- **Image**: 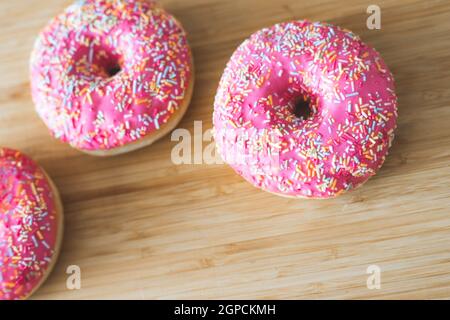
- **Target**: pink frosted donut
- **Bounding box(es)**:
[30,0,194,156]
[213,21,398,198]
[0,148,63,300]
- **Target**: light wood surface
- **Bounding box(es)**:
[0,0,449,300]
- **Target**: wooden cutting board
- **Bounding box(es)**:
[0,0,449,299]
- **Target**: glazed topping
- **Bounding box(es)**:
[31,0,192,151]
[214,21,398,198]
[0,148,59,300]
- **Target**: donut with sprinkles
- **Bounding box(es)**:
[213,21,398,198]
[0,148,63,300]
[30,0,194,156]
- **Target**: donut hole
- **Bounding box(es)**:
[105,62,122,77]
[69,39,124,80]
[293,96,313,120]
[100,51,123,79]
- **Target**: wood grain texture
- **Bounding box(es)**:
[0,0,449,299]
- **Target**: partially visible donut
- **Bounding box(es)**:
[213,21,398,198]
[0,148,63,300]
[30,0,194,156]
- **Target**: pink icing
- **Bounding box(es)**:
[0,148,60,300]
[213,21,398,198]
[30,0,192,151]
